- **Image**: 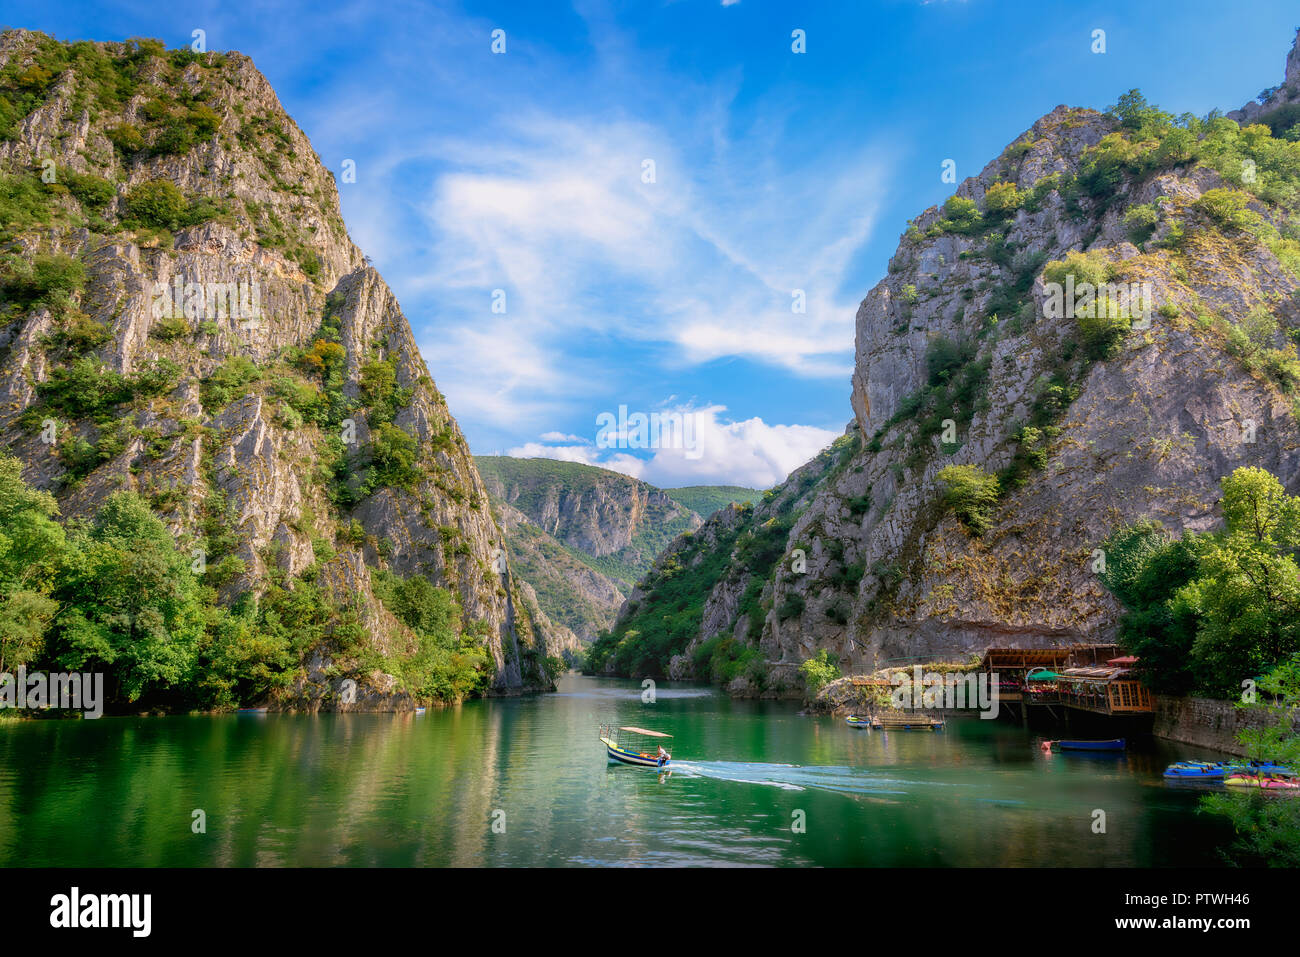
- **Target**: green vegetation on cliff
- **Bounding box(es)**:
[936,465,1000,536]
[587,510,746,678]
[0,453,494,711]
[493,518,619,640]
[798,650,841,694]
[0,31,543,706]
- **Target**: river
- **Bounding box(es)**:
[0,673,1237,866]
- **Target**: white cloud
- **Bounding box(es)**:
[508,405,839,489]
[539,431,588,443]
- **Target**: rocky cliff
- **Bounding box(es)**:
[0,31,563,706]
[596,29,1300,696]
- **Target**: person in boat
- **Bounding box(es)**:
[657,745,669,767]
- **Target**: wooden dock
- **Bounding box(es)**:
[871,711,945,731]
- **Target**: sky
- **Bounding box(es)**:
[4,0,1298,488]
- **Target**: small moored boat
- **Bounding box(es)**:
[1045,738,1126,752]
[598,724,672,768]
[845,715,871,728]
[1224,773,1300,790]
[1163,760,1293,779]
[1163,762,1227,779]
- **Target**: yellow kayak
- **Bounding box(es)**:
[1224,774,1300,790]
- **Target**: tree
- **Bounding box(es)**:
[983,182,1022,217]
[194,595,297,710]
[1100,468,1300,698]
[941,195,981,234]
[1220,466,1299,547]
[925,336,975,386]
[799,649,841,695]
[0,454,67,672]
[1175,469,1300,695]
[1201,656,1300,867]
[123,178,188,229]
[937,464,1000,536]
[385,574,459,636]
[1,252,84,306]
[1106,89,1174,137]
[51,492,206,702]
[369,421,421,488]
[1077,293,1131,360]
[1098,520,1201,693]
[1194,188,1263,234]
[359,359,398,419]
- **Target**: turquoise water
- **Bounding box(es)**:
[0,674,1237,866]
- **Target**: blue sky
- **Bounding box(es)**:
[5,0,1299,487]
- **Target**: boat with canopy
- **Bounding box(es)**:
[598,724,673,768]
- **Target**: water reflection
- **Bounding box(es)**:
[0,674,1238,867]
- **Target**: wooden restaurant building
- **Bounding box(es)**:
[979,645,1155,724]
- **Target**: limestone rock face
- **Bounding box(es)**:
[0,31,558,705]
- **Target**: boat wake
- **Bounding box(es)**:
[668,761,924,796]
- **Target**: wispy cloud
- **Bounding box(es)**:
[405,111,886,449]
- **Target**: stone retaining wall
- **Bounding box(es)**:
[1153,695,1295,756]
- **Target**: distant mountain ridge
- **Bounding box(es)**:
[663,485,763,518]
[474,455,758,641]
